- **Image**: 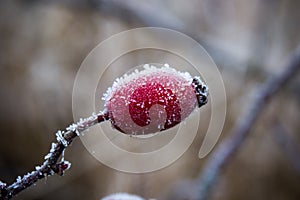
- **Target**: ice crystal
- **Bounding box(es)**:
[56,130,68,147]
[102,64,193,104]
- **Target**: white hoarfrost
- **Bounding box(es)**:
[56,130,68,147]
[102,64,193,104]
[0,180,6,188]
[68,112,99,135]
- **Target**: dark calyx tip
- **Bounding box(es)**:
[192,77,209,107]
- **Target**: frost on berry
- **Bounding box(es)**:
[103,64,205,135]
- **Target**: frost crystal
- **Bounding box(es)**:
[0,181,6,190]
[56,130,68,147]
[44,152,52,160]
[16,176,22,183]
[50,143,56,153]
[66,123,77,132]
[102,63,193,104]
[23,171,35,180]
[75,112,99,135]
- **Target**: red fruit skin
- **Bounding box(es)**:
[105,68,197,135]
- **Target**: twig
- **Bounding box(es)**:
[0,111,109,200]
[197,44,300,200]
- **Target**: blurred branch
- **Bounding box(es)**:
[273,123,300,176]
[0,112,109,200]
[96,0,251,73]
[197,44,300,200]
[26,0,271,75]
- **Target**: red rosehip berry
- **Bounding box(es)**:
[102,64,208,135]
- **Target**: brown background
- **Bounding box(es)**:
[0,0,300,199]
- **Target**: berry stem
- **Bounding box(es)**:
[0,111,109,200]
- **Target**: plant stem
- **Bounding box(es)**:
[0,111,109,200]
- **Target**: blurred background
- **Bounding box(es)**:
[0,0,300,199]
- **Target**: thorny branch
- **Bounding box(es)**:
[0,111,109,200]
[197,44,300,200]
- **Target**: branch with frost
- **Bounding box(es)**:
[197,44,300,200]
[0,111,109,200]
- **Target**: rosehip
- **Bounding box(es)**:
[102,64,208,135]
